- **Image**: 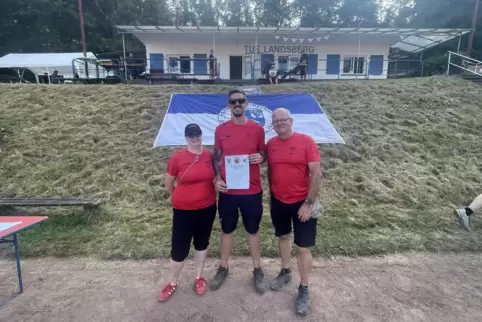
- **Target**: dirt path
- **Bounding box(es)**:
[0,253,481,322]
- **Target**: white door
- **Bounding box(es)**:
[243,55,254,80]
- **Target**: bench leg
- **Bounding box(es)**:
[13,233,23,293]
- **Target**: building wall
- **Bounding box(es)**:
[141,35,392,80]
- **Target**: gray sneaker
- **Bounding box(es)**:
[454,208,472,232]
[209,266,229,291]
[253,268,266,294]
[270,269,292,291]
[296,285,310,315]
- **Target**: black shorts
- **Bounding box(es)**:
[171,204,217,262]
[270,194,317,248]
[218,192,263,235]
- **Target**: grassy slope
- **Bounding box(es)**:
[1,76,481,259]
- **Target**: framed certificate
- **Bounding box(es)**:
[225,155,250,189]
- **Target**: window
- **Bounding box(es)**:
[289,57,300,71]
[244,56,252,77]
[167,55,192,74]
[276,56,303,73]
[343,56,366,74]
[179,56,191,74]
[278,56,289,72]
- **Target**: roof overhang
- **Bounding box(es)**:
[116,26,471,56]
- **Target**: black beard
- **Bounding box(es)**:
[232,107,243,116]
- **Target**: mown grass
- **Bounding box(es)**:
[1,76,482,259]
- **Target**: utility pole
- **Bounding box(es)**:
[78,0,87,57]
[467,0,480,57]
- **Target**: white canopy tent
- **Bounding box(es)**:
[0,52,109,83]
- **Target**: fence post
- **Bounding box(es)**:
[420,51,424,77]
[446,52,451,76]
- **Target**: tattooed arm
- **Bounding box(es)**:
[213,147,222,180]
[213,127,227,192]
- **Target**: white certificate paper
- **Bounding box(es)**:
[225,154,250,189]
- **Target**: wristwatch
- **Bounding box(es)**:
[305,198,314,205]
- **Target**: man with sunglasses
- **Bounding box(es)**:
[210,89,267,294]
[266,108,322,315]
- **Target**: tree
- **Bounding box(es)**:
[1,0,481,59]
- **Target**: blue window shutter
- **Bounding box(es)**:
[193,53,207,74]
[149,53,164,71]
[368,55,384,75]
[261,54,275,73]
[326,54,340,75]
[307,54,318,74]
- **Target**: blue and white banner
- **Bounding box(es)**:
[154,93,345,147]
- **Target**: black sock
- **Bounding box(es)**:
[299,284,308,289]
[282,268,291,274]
[466,207,474,216]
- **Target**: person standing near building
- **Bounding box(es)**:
[159,123,217,302]
[209,49,216,79]
[209,89,267,294]
[454,194,482,231]
[299,50,308,81]
[266,108,322,315]
[267,60,279,85]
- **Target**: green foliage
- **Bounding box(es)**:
[422,55,449,76]
[0,1,481,78]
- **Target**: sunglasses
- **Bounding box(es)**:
[229,98,246,105]
[187,133,201,139]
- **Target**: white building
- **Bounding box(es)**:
[115,26,470,81]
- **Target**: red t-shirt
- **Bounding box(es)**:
[214,120,265,195]
[166,148,216,210]
[267,132,321,204]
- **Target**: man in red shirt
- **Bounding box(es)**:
[266,107,322,315]
[209,89,267,294]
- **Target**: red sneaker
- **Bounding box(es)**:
[195,277,207,295]
[159,283,177,302]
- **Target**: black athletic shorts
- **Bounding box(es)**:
[218,192,263,235]
[170,203,217,262]
[270,194,317,248]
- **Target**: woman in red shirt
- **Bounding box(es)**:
[159,123,217,302]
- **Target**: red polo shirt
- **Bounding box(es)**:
[267,132,321,204]
[214,120,265,195]
[166,148,216,210]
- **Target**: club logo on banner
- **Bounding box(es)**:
[153,93,345,147]
[218,103,273,133]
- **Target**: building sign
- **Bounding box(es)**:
[244,45,315,54]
